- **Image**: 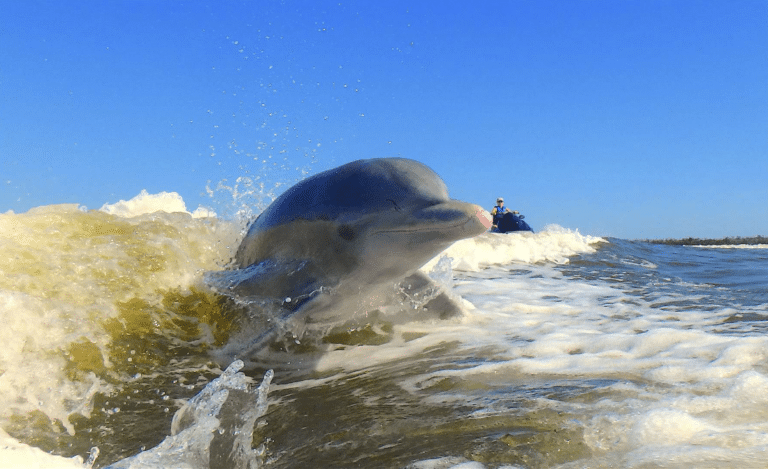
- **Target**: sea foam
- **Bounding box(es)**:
[423,225,605,273]
[99,189,216,219]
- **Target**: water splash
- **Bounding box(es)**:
[108,360,274,469]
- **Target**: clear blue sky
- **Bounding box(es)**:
[2,0,767,239]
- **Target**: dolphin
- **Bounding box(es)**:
[214,158,487,355]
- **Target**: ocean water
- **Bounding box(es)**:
[1,192,767,468]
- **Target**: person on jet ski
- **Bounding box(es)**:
[491,198,518,229]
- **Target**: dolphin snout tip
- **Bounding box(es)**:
[472,206,493,231]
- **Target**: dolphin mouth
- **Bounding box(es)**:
[377,216,473,233]
[374,201,487,237]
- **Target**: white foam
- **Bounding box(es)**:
[423,225,605,273]
[693,244,768,249]
[0,202,241,461]
[99,190,216,219]
[579,368,768,467]
[631,409,716,446]
[0,291,112,435]
[309,255,768,466]
[0,429,90,468]
[407,457,520,469]
[4,194,767,467]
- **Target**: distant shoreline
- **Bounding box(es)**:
[645,235,768,246]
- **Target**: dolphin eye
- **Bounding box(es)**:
[337,225,355,241]
[387,199,401,212]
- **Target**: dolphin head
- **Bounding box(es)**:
[234,158,486,296]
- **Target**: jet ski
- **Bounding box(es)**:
[493,211,533,233]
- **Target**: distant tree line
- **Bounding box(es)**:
[646,235,768,246]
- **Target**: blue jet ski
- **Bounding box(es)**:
[494,211,533,233]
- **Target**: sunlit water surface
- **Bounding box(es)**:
[1,195,767,468]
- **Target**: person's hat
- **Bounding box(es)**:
[497,197,504,202]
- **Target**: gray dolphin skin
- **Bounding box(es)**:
[224,158,487,354]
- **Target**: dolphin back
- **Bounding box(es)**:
[235,158,450,267]
[258,158,448,229]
